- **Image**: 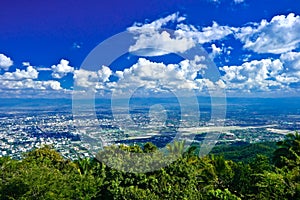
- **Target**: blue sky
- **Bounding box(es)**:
[1,0,300,98]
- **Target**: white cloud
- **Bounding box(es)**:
[36,67,52,71]
[72,56,225,96]
[128,13,235,56]
[73,65,112,90]
[51,59,74,79]
[0,61,63,93]
[216,79,226,88]
[197,22,236,43]
[1,63,38,80]
[219,58,298,93]
[5,13,300,97]
[74,69,99,89]
[128,13,194,56]
[0,54,13,70]
[113,57,210,96]
[22,62,30,66]
[280,52,300,70]
[129,12,300,57]
[97,65,112,82]
[128,13,183,34]
[236,13,300,54]
[210,44,222,59]
[0,79,62,90]
[41,80,62,90]
[129,30,195,56]
[211,44,222,54]
[279,52,300,80]
[234,0,244,4]
[72,42,82,49]
[175,22,236,44]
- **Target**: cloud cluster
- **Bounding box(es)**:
[129,12,300,57]
[125,12,300,96]
[115,58,198,92]
[0,79,62,90]
[176,22,236,44]
[72,56,220,97]
[220,59,284,92]
[73,65,112,90]
[110,56,224,96]
[51,59,74,79]
[128,13,235,56]
[128,13,195,56]
[236,13,300,54]
[0,54,13,70]
[279,52,300,82]
[3,12,300,97]
[129,30,195,56]
[1,62,38,80]
[0,61,62,92]
[220,55,300,94]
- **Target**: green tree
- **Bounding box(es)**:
[273,132,300,167]
[0,146,98,199]
[143,142,158,153]
[166,140,186,155]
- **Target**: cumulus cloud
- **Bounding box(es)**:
[128,13,195,56]
[280,52,300,70]
[129,12,300,57]
[40,80,62,90]
[112,57,212,96]
[5,12,300,97]
[129,30,195,56]
[72,55,226,97]
[51,59,74,79]
[210,43,222,59]
[97,65,112,82]
[0,54,13,70]
[1,62,38,80]
[0,79,62,90]
[236,13,300,54]
[74,65,112,90]
[128,13,235,56]
[219,58,300,93]
[0,61,63,93]
[279,52,300,80]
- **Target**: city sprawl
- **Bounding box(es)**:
[1,97,300,159]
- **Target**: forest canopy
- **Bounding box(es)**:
[0,132,300,200]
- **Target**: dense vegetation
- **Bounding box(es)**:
[209,141,278,163]
[1,132,300,199]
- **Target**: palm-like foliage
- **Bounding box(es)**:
[166,140,186,156]
[3,137,300,199]
[273,131,300,167]
[76,157,95,176]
